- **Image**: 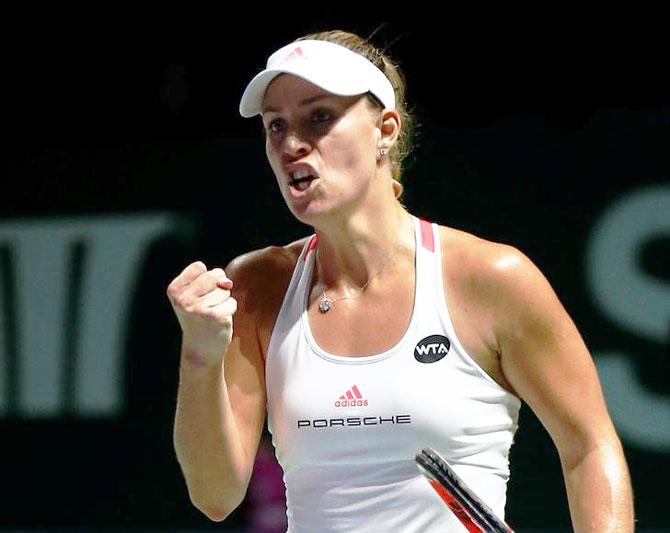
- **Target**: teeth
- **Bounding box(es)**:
[291,168,314,181]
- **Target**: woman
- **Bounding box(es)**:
[167,30,634,531]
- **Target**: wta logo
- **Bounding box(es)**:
[335,385,368,407]
[414,335,451,363]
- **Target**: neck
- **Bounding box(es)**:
[314,198,414,291]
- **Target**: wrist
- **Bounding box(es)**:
[180,341,226,370]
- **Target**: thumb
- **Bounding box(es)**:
[216,277,233,290]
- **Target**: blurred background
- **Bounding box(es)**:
[2,8,669,532]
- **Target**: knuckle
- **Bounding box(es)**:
[190,261,207,274]
[183,302,198,314]
[173,293,188,307]
[209,267,225,277]
[167,280,181,295]
[167,291,178,306]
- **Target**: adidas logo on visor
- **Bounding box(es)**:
[279,46,306,64]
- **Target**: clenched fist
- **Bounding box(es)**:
[166,261,238,367]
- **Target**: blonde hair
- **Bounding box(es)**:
[297,30,417,198]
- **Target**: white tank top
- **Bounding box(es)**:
[265,217,521,532]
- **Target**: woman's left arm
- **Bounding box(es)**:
[487,246,634,532]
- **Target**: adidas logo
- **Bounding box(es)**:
[279,46,306,64]
[334,385,368,407]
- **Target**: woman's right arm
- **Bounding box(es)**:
[167,257,267,522]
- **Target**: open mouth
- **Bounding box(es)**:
[289,169,318,192]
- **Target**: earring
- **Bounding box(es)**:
[378,147,388,157]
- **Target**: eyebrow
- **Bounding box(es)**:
[262,94,334,114]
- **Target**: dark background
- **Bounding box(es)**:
[2,9,669,532]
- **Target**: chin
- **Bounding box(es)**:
[287,206,321,227]
[285,200,332,227]
[283,190,356,227]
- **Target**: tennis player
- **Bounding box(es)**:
[167,30,634,531]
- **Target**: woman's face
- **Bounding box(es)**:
[261,74,382,223]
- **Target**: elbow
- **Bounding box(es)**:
[197,505,232,523]
[188,485,246,523]
[197,506,227,523]
[173,443,252,522]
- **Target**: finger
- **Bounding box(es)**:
[198,287,232,308]
[187,268,229,298]
[169,261,208,292]
[211,296,238,318]
[217,277,234,289]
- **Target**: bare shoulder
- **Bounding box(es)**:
[433,225,557,391]
[224,236,311,353]
[225,237,308,287]
[436,224,552,305]
[435,224,571,386]
[437,224,529,272]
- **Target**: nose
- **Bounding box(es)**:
[283,129,311,160]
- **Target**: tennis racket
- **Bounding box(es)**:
[415,448,514,533]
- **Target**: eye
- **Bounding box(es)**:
[266,119,285,134]
[312,109,332,123]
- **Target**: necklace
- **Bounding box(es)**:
[316,247,396,313]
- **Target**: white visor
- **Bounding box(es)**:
[239,39,396,118]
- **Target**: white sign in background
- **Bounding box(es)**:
[0,213,184,417]
[587,184,670,452]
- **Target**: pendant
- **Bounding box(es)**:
[319,296,334,313]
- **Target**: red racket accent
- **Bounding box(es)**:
[428,480,483,533]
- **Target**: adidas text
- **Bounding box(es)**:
[334,399,368,407]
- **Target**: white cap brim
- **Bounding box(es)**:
[239,40,395,118]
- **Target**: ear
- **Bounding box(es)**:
[377,109,402,152]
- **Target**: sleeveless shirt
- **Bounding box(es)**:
[265,217,521,532]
